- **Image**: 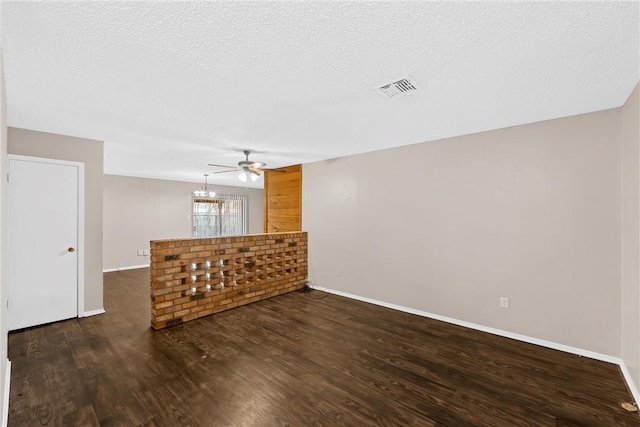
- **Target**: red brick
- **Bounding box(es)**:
[150,233,308,329]
[174,309,191,317]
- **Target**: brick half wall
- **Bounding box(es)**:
[150,232,308,329]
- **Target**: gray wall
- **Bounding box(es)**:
[304,108,623,356]
[103,174,264,270]
[7,127,104,313]
[621,82,640,387]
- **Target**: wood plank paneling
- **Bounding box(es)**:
[267,173,301,185]
[264,164,301,233]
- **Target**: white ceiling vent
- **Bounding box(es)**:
[376,77,419,99]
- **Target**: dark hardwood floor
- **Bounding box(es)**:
[8,268,640,426]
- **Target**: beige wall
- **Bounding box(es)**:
[103,174,264,270]
[0,50,9,420]
[7,127,104,313]
[621,82,640,387]
[303,109,622,356]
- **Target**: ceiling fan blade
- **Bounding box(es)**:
[208,163,237,169]
[248,161,266,169]
[209,169,239,175]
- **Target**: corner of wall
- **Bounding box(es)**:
[620,81,640,398]
[0,48,10,426]
[7,128,104,314]
[1,360,9,427]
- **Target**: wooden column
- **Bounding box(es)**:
[264,164,301,233]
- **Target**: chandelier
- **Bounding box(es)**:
[193,174,217,198]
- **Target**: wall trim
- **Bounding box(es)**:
[2,359,10,427]
[103,264,149,273]
[619,361,640,405]
[310,284,640,404]
[82,308,105,317]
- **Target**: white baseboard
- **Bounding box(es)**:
[310,284,640,404]
[103,263,149,273]
[619,361,640,405]
[82,308,105,317]
[2,359,10,427]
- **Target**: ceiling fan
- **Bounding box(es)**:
[208,150,286,182]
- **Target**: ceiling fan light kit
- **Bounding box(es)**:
[238,168,260,183]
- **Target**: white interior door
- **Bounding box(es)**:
[7,156,81,330]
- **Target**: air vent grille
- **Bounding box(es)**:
[376,77,419,99]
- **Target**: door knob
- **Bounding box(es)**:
[68,247,75,253]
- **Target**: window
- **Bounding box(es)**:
[192,194,247,238]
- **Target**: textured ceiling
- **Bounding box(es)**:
[1,1,638,188]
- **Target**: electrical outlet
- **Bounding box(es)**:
[500,297,509,308]
[137,250,144,256]
[143,249,149,256]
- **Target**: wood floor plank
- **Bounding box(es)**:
[7,267,640,426]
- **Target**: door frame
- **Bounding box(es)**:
[7,154,85,318]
